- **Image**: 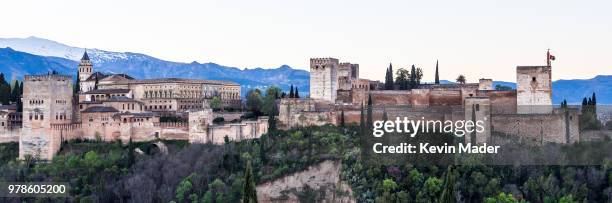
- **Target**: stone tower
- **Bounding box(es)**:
[464,96,491,144]
[19,74,73,160]
[310,58,339,102]
[78,51,93,92]
[516,66,552,114]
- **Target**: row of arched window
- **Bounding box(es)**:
[29,100,44,105]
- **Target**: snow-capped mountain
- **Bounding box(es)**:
[0,36,310,96]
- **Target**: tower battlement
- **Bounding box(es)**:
[310,58,339,69]
[25,74,72,82]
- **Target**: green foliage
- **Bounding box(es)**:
[495,84,512,91]
[242,161,258,203]
[0,73,11,105]
[456,75,466,84]
[213,117,225,124]
[385,63,394,90]
[210,96,222,111]
[261,86,281,116]
[484,192,523,203]
[176,173,195,202]
[246,89,263,115]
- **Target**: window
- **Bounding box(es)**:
[532,77,536,82]
[476,104,480,111]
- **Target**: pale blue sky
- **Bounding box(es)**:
[1,0,611,82]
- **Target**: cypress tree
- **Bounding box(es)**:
[295,87,299,98]
[268,113,277,132]
[435,60,440,85]
[385,63,394,90]
[242,161,258,203]
[409,65,417,89]
[592,92,597,112]
[367,94,373,129]
[359,103,365,136]
[439,166,456,203]
[13,80,20,102]
[588,98,592,106]
[582,97,588,106]
[289,85,294,98]
[340,109,345,127]
[0,73,10,105]
[382,108,388,122]
[74,71,81,94]
[94,75,99,90]
[127,138,135,166]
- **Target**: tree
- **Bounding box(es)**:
[382,108,388,122]
[176,173,195,202]
[414,67,423,87]
[0,73,10,105]
[17,82,23,112]
[495,84,512,91]
[262,86,281,116]
[359,103,365,135]
[385,63,394,90]
[395,68,409,90]
[242,161,258,203]
[11,80,19,103]
[94,74,99,90]
[289,85,294,98]
[74,71,80,94]
[268,113,277,132]
[210,96,222,111]
[435,60,440,84]
[410,65,417,88]
[295,87,300,98]
[456,75,466,84]
[367,94,373,129]
[340,110,345,127]
[246,89,263,114]
[439,166,456,203]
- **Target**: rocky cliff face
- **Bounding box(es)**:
[256,160,354,203]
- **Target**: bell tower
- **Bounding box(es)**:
[78,50,93,92]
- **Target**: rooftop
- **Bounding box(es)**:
[83,89,131,94]
[106,96,141,103]
[82,106,119,113]
[111,78,239,86]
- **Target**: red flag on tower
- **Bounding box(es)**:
[546,49,555,66]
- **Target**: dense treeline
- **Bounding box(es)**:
[0,73,23,111]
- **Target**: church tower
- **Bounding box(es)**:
[78,50,93,92]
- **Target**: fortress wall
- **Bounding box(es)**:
[410,89,431,105]
[478,90,517,114]
[190,115,268,144]
[213,112,243,122]
[352,90,412,105]
[490,109,579,143]
[428,90,462,106]
[336,90,352,104]
[287,111,337,128]
[0,129,20,143]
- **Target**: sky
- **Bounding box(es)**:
[1,0,611,82]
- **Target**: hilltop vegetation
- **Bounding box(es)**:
[1,125,612,202]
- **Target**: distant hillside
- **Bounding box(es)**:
[0,47,77,81]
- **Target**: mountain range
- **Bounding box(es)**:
[0,36,610,104]
[0,37,309,96]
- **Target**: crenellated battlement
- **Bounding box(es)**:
[310,58,339,69]
[50,123,82,131]
[25,74,72,82]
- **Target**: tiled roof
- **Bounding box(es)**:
[82,106,119,113]
[83,89,131,94]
